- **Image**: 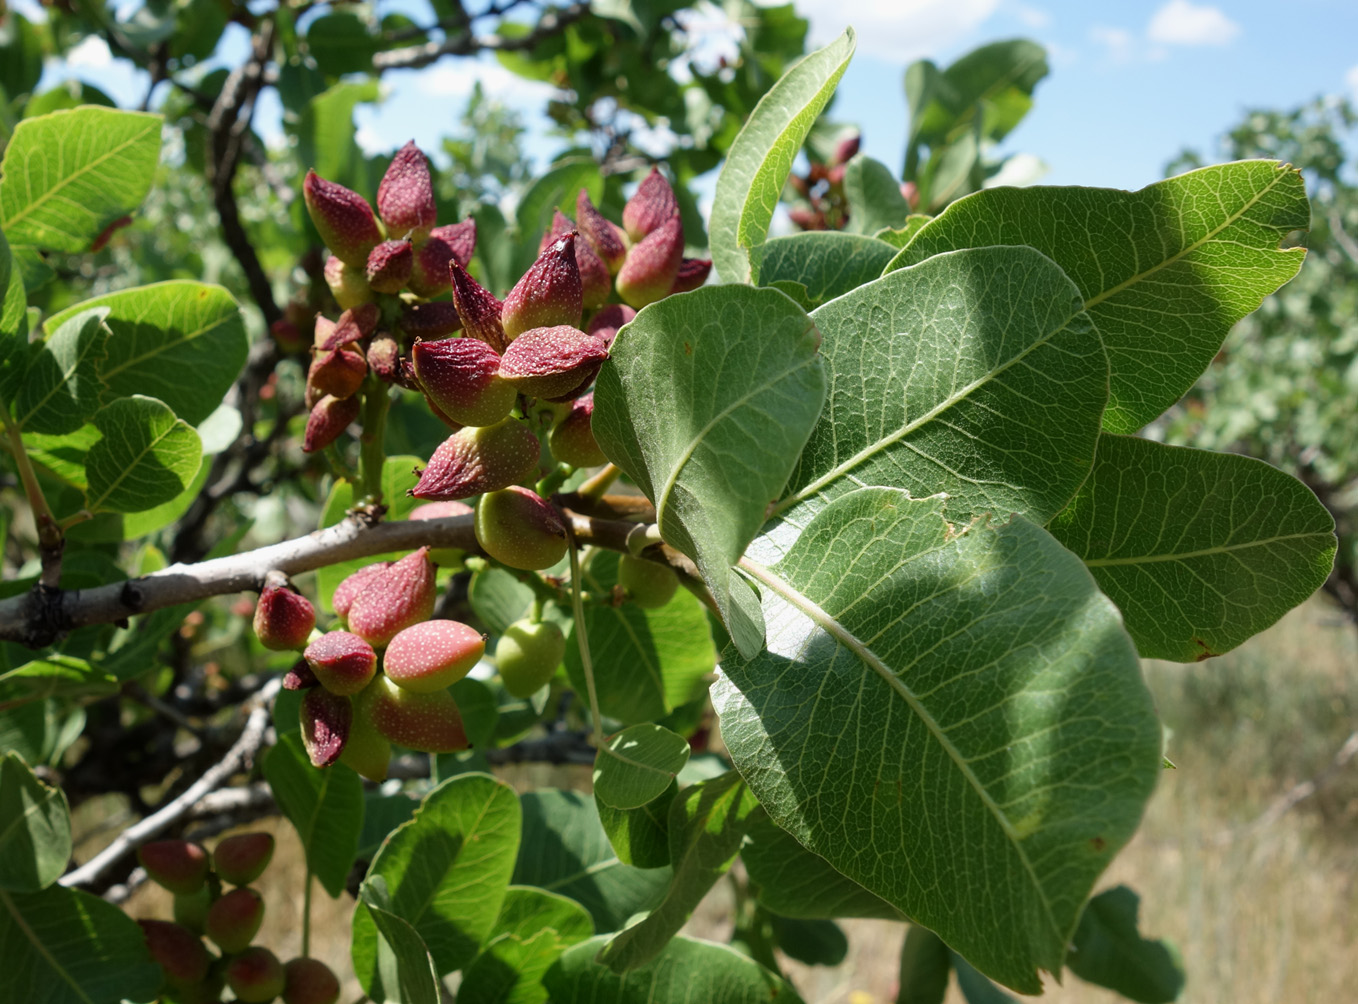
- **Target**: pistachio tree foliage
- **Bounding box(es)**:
[0,3,1338,1002]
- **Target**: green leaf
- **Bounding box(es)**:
[0,229,26,407]
[352,774,520,979]
[885,161,1310,432]
[298,80,381,195]
[513,790,671,933]
[0,107,160,254]
[564,550,715,723]
[593,285,826,658]
[0,655,117,706]
[0,884,162,1003]
[764,245,1105,558]
[876,214,932,249]
[544,935,804,1003]
[897,925,951,1004]
[307,12,377,76]
[767,915,847,967]
[358,882,443,1004]
[36,281,249,426]
[756,231,897,308]
[262,732,364,898]
[742,812,900,920]
[1067,886,1184,1003]
[469,567,536,636]
[1047,435,1337,661]
[843,155,911,235]
[382,454,424,521]
[12,307,108,434]
[710,28,856,284]
[952,953,1018,1003]
[598,771,758,971]
[84,395,202,514]
[593,724,691,810]
[0,753,71,891]
[713,488,1161,993]
[596,783,674,869]
[459,887,594,1004]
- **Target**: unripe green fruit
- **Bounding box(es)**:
[226,947,287,1003]
[475,487,569,571]
[341,678,394,781]
[368,675,470,753]
[173,886,211,933]
[619,555,680,609]
[495,619,566,698]
[205,887,265,954]
[213,832,275,886]
[282,956,342,1004]
[138,839,209,896]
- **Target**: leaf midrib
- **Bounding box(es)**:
[0,887,94,1004]
[86,415,184,513]
[737,555,1062,945]
[1082,529,1332,567]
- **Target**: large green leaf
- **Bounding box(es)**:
[710,28,856,284]
[459,887,594,1004]
[0,227,25,406]
[0,884,161,1003]
[1066,886,1184,1003]
[0,107,160,254]
[0,753,70,891]
[593,724,691,811]
[1047,435,1336,661]
[512,790,671,933]
[544,935,804,1003]
[358,881,443,1004]
[12,307,108,434]
[742,812,900,920]
[843,155,911,235]
[307,12,377,76]
[352,774,520,979]
[84,395,203,514]
[596,783,674,869]
[593,285,826,658]
[37,281,248,426]
[885,161,1309,432]
[898,926,951,1004]
[262,732,364,898]
[0,655,117,706]
[598,771,759,972]
[762,245,1106,560]
[755,231,898,308]
[298,80,380,193]
[564,551,714,723]
[713,488,1161,992]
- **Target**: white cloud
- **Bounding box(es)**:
[354,124,385,157]
[66,36,113,69]
[414,60,557,104]
[1011,4,1051,29]
[1147,0,1240,47]
[784,0,1001,61]
[1089,25,1135,63]
[1346,64,1358,102]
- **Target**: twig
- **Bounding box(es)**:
[60,678,281,890]
[372,3,588,71]
[1212,728,1358,844]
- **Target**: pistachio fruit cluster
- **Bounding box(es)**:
[134,834,339,1004]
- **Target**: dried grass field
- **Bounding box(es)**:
[108,597,1357,1003]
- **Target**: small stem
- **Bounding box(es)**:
[1,407,63,586]
[359,379,392,506]
[302,868,313,957]
[576,463,620,502]
[566,537,604,747]
[58,510,93,532]
[535,463,571,498]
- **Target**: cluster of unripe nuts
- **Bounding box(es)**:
[784,132,919,231]
[135,833,339,1004]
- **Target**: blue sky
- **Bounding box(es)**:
[18,0,1358,196]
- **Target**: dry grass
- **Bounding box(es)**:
[118,598,1356,1003]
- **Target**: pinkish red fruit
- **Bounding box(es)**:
[577,189,628,274]
[412,337,517,428]
[409,219,478,297]
[323,255,374,310]
[206,887,265,954]
[671,257,712,294]
[502,233,582,340]
[401,300,463,338]
[253,583,316,651]
[283,957,341,1004]
[226,946,286,1004]
[137,840,209,895]
[213,833,276,886]
[376,141,437,241]
[303,394,361,453]
[475,487,569,571]
[410,419,541,501]
[307,346,367,399]
[617,214,683,308]
[139,919,210,987]
[622,167,679,242]
[367,333,402,383]
[366,239,414,293]
[300,687,353,767]
[542,210,612,309]
[450,259,507,352]
[341,679,393,781]
[304,170,383,268]
[271,319,305,354]
[368,675,470,753]
[282,657,320,691]
[316,304,380,351]
[303,630,378,695]
[384,620,485,693]
[585,304,636,351]
[833,133,861,165]
[333,562,392,624]
[345,548,438,648]
[498,325,608,400]
[549,393,607,467]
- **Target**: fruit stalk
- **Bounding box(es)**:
[359,375,391,506]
